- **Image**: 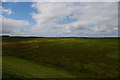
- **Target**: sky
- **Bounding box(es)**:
[0,1,119,37]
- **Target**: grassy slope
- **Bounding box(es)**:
[2,56,76,78]
[2,37,119,78]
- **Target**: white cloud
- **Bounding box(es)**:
[1,2,118,37]
[29,2,118,37]
[1,16,31,35]
[1,0,119,2]
[0,6,13,15]
[2,9,13,15]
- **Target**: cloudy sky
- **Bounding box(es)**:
[0,1,118,37]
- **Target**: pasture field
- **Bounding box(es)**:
[2,37,119,78]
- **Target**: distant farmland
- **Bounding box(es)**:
[2,37,119,78]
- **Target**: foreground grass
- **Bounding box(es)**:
[2,37,119,78]
[2,56,76,78]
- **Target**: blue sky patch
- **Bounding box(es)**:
[57,13,78,24]
[88,24,96,28]
[2,2,36,24]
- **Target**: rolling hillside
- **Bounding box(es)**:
[3,56,75,78]
[2,37,119,78]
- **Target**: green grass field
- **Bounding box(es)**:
[2,37,119,78]
[3,56,75,78]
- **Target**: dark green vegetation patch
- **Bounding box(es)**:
[2,37,119,78]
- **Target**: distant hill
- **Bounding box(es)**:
[1,35,119,39]
[1,35,10,37]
